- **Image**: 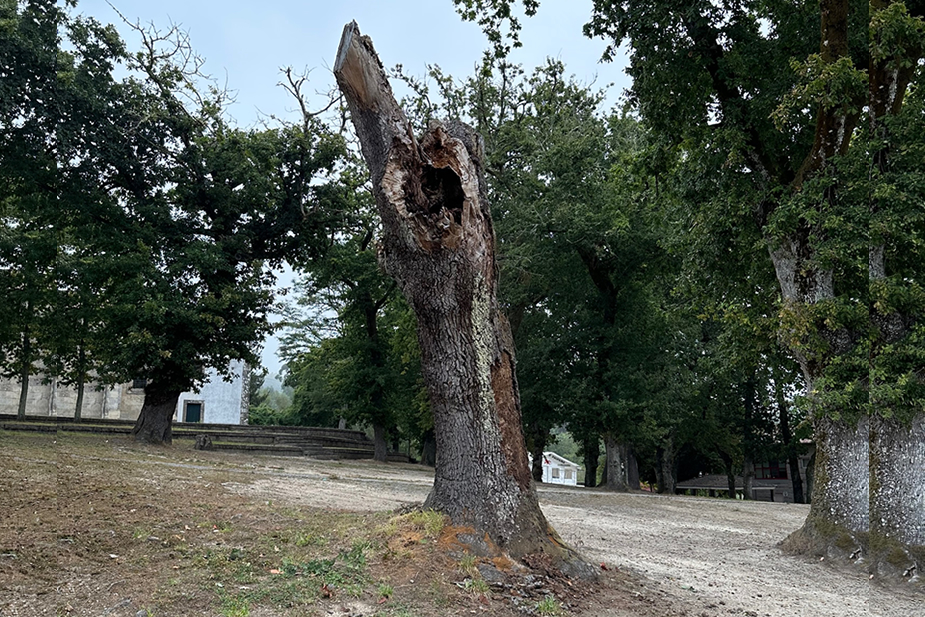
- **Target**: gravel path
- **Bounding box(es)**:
[228,457,922,617]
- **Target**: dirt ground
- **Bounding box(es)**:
[1,431,921,617]
[229,455,922,617]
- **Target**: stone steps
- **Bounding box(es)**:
[0,414,410,462]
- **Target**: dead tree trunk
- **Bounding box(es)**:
[334,22,588,573]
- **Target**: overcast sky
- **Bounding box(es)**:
[74,0,630,378]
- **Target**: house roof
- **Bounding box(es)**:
[542,452,581,469]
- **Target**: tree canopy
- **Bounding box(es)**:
[0,0,348,440]
[450,0,925,573]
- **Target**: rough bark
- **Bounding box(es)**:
[782,416,869,559]
[656,436,676,494]
[372,422,388,463]
[603,434,628,491]
[773,1,868,562]
[333,22,589,574]
[865,1,925,577]
[626,445,640,490]
[869,415,925,576]
[74,376,85,422]
[131,383,180,444]
[742,456,754,501]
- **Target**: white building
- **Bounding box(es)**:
[174,361,250,425]
[0,361,249,425]
[528,451,582,486]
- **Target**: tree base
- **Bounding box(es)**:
[435,518,598,581]
[869,534,925,584]
[780,516,867,562]
[131,387,180,445]
[780,516,924,585]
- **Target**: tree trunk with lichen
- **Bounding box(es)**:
[772,252,872,555]
[773,0,869,563]
[870,416,925,576]
[772,240,871,559]
[782,2,925,578]
[864,0,925,577]
[333,22,589,574]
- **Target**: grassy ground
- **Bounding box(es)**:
[0,430,665,617]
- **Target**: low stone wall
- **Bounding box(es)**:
[0,414,410,462]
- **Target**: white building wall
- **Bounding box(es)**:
[175,360,247,425]
[2,362,247,425]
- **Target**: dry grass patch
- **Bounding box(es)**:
[0,430,685,617]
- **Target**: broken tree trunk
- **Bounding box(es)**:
[333,22,588,573]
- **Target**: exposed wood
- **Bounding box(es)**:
[333,22,589,574]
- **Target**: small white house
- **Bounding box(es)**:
[528,451,582,486]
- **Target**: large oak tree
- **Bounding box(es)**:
[1,2,346,442]
[453,0,925,575]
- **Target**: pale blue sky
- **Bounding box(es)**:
[73,0,630,377]
[77,0,629,126]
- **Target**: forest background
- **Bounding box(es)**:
[2,0,923,570]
